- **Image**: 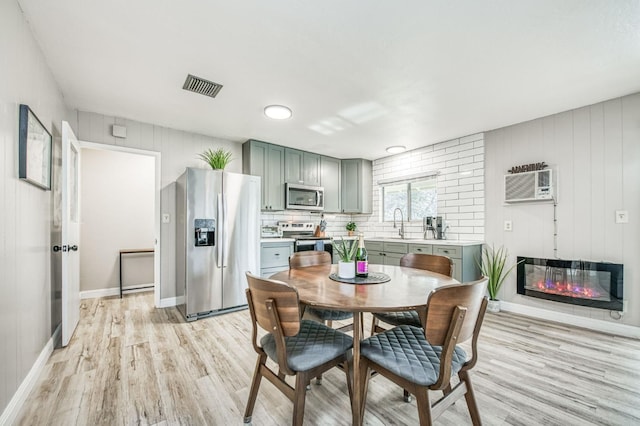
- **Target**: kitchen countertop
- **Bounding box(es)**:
[260,236,482,246]
[365,238,482,246]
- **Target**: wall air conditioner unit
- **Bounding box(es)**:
[504,169,553,203]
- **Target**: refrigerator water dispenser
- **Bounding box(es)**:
[194,218,215,247]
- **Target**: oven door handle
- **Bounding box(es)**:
[296,240,332,247]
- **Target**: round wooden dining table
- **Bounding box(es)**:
[271,263,459,426]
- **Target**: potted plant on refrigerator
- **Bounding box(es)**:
[198,148,233,170]
[478,245,523,313]
[346,221,357,236]
[333,237,358,279]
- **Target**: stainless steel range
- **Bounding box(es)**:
[278,221,336,263]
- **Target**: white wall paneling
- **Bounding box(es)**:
[485,93,640,328]
[0,0,74,420]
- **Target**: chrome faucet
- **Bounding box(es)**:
[393,208,405,239]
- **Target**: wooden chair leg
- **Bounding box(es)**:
[460,370,482,426]
[244,354,266,423]
[343,357,353,403]
[370,316,378,336]
[293,373,309,426]
[403,389,412,403]
[414,387,433,426]
[359,357,371,421]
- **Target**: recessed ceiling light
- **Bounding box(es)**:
[386,145,406,154]
[264,105,292,120]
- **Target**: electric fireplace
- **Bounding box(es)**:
[517,257,623,311]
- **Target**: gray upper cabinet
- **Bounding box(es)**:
[320,156,341,212]
[341,159,372,214]
[243,140,285,211]
[285,148,320,186]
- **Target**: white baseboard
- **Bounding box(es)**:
[500,301,640,339]
[81,286,181,309]
[80,283,154,300]
[0,325,60,426]
[158,295,184,308]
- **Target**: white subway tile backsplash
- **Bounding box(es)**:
[444,199,475,208]
[446,184,475,193]
[460,190,484,199]
[362,134,484,241]
[459,205,484,212]
[446,157,474,167]
[445,142,475,154]
[460,133,484,144]
[460,176,484,185]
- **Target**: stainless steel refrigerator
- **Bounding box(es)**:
[175,168,261,321]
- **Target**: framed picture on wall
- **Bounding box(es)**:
[19,104,52,190]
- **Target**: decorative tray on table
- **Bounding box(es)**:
[328,272,390,285]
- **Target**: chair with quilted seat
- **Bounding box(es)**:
[358,278,488,425]
[243,272,353,426]
[371,253,453,334]
[289,251,354,333]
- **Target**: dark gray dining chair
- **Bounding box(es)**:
[358,278,488,425]
[289,251,354,333]
[371,253,453,333]
[243,272,353,426]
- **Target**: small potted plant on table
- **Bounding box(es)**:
[334,237,358,279]
[346,221,357,237]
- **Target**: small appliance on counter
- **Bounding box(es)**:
[423,216,449,240]
[261,224,282,238]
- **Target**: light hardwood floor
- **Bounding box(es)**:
[16,292,640,425]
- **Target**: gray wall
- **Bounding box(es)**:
[76,111,243,300]
[0,0,74,417]
[485,93,640,327]
[80,148,155,292]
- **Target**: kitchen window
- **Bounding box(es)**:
[381,175,437,221]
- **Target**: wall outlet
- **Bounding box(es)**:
[162,213,170,224]
[615,210,628,224]
[504,220,513,231]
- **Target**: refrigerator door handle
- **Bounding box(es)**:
[222,192,228,268]
[216,193,223,268]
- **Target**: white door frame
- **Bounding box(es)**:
[80,141,162,307]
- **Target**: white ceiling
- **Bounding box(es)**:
[18,0,640,160]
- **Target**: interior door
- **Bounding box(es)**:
[60,121,81,346]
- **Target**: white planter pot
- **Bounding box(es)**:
[338,261,355,279]
[487,299,501,313]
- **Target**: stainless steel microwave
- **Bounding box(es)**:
[285,183,324,211]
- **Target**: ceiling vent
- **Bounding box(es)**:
[182,74,223,98]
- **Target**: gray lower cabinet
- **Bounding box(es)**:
[365,241,407,266]
[365,240,482,282]
[243,140,285,211]
[320,156,341,212]
[260,241,293,278]
[366,241,385,264]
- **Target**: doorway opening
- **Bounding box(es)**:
[79,142,161,306]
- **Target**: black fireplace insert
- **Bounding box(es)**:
[517,257,623,311]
